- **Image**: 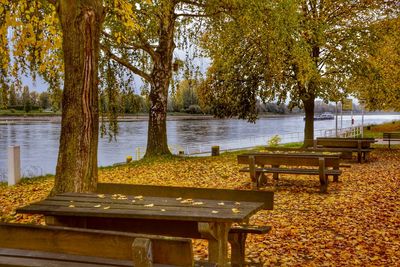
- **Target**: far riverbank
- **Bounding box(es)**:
[0,113,298,123]
[1,112,399,123]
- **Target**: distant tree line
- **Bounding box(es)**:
[0,83,62,112]
[0,80,364,115]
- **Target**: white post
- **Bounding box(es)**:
[340,102,343,130]
[361,101,365,138]
[335,102,338,137]
[8,146,21,186]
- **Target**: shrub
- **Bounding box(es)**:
[187,104,202,114]
[267,135,281,147]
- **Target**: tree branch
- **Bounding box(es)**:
[178,0,207,8]
[101,45,152,83]
[102,31,157,61]
[175,12,209,17]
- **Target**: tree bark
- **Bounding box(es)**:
[302,43,320,148]
[52,0,104,194]
[145,3,175,157]
[303,94,315,147]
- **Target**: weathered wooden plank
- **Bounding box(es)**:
[316,138,375,149]
[132,238,152,267]
[237,154,340,168]
[17,202,255,223]
[45,216,203,239]
[49,194,263,211]
[0,223,194,266]
[96,183,274,210]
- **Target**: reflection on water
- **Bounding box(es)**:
[0,114,399,180]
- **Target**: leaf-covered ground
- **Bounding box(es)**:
[1,148,399,266]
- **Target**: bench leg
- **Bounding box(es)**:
[199,222,231,267]
[333,174,339,183]
[357,151,362,163]
[319,176,328,193]
[272,165,279,180]
[319,158,328,193]
[251,182,258,190]
[363,152,368,162]
[228,232,247,267]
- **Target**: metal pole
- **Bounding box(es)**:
[340,102,343,131]
[335,102,338,137]
[361,102,365,137]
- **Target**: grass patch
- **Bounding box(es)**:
[363,120,400,138]
[0,110,60,116]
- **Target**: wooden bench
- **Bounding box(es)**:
[0,222,212,267]
[383,132,400,148]
[237,153,342,193]
[96,183,274,267]
[311,137,376,163]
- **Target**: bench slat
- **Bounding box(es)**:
[0,223,194,266]
[230,225,271,234]
[0,248,133,267]
[240,167,341,175]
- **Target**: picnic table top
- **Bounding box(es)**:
[17,192,265,223]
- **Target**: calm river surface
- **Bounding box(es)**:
[1,114,399,181]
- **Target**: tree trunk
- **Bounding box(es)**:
[303,95,315,147]
[52,0,104,194]
[302,44,320,148]
[145,3,175,157]
[145,65,171,156]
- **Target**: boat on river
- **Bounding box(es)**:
[304,112,335,121]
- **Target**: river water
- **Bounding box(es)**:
[0,114,399,181]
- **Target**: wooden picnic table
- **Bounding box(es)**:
[238,152,342,192]
[383,132,400,148]
[17,189,269,267]
[310,137,376,163]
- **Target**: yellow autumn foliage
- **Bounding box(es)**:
[1,147,399,265]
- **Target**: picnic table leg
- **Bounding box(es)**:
[319,158,328,193]
[249,156,259,189]
[229,232,247,267]
[199,222,231,267]
[357,141,363,163]
[272,165,279,180]
[259,165,268,186]
[333,162,339,182]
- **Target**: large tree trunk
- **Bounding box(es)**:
[303,95,315,147]
[302,44,320,148]
[52,0,104,194]
[145,3,175,157]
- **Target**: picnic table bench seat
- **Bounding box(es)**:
[383,132,400,148]
[237,153,342,192]
[0,222,214,267]
[311,137,376,163]
[239,166,342,176]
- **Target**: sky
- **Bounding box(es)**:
[21,75,47,93]
[20,52,211,94]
